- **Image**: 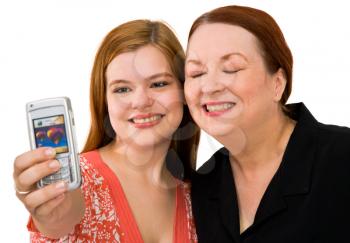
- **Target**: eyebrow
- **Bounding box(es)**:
[108,79,130,88]
[145,72,174,81]
[185,59,202,66]
[186,52,248,65]
[221,52,248,62]
[108,72,174,87]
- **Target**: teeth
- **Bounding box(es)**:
[133,115,162,124]
[206,103,234,112]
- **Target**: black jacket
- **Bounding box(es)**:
[191,103,350,243]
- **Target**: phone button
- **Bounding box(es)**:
[59,157,69,167]
[58,157,71,181]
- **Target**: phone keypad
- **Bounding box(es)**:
[41,157,71,185]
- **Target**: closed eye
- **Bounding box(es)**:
[190,73,206,78]
[150,81,169,88]
[223,69,241,74]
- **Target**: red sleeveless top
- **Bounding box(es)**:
[28,150,197,242]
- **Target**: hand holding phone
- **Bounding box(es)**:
[26,97,81,191]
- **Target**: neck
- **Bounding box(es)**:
[216,108,295,173]
[102,139,176,189]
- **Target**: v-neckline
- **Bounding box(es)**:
[92,150,181,243]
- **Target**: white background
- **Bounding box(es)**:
[1,0,349,241]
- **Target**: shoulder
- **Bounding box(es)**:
[176,181,198,242]
[288,102,350,159]
[78,151,97,176]
[317,122,350,141]
[80,150,99,164]
[316,122,350,156]
[311,123,350,196]
[177,181,192,202]
[78,150,106,189]
[313,123,350,181]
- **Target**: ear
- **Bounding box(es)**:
[272,68,287,102]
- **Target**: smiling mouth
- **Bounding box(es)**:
[204,102,235,113]
[129,114,163,124]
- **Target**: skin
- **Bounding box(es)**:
[185,23,296,233]
[13,45,184,242]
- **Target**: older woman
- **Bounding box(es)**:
[185,5,350,243]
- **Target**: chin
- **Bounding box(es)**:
[204,127,232,138]
[129,132,172,148]
[202,121,239,137]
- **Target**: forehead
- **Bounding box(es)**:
[187,23,261,62]
[106,45,171,82]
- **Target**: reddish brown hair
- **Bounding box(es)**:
[189,5,293,110]
[82,20,200,174]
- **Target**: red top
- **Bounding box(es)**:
[28,150,197,242]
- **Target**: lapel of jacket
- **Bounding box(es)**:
[205,147,241,242]
[252,103,319,229]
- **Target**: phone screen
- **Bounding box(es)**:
[33,115,69,154]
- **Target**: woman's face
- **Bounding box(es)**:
[185,23,284,138]
[105,45,184,148]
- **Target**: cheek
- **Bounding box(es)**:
[156,89,183,106]
[247,83,271,106]
[107,90,131,106]
[107,95,130,121]
[184,81,199,106]
[230,75,266,105]
[158,92,184,129]
[240,86,259,105]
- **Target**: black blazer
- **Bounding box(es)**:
[191,103,350,243]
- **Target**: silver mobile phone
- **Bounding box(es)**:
[26,97,81,191]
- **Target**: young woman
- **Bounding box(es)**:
[185,5,350,243]
[13,20,199,242]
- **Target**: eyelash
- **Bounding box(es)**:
[112,81,169,94]
[190,69,240,78]
[113,87,131,93]
[190,73,205,79]
[223,69,241,74]
[151,81,169,88]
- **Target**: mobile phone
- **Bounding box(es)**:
[26,97,81,191]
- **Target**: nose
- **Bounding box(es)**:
[200,71,225,94]
[131,87,154,110]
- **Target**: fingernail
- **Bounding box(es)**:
[45,148,56,156]
[48,160,60,169]
[56,181,66,190]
